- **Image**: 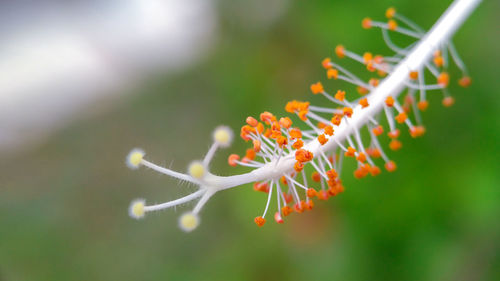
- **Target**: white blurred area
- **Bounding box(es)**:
[0,0,217,154]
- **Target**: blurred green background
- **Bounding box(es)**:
[1,0,499,280]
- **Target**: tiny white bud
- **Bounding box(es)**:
[179,212,199,232]
[213,126,233,148]
[126,148,145,170]
[188,161,205,179]
[128,199,146,219]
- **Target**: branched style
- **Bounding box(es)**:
[126,0,481,232]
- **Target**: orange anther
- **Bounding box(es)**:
[327,68,339,79]
[409,71,419,80]
[298,110,308,121]
[246,148,256,160]
[388,129,400,139]
[290,128,302,139]
[322,58,332,69]
[285,100,298,113]
[437,72,449,87]
[366,147,381,158]
[331,114,342,126]
[253,182,269,193]
[385,160,397,172]
[283,193,293,203]
[310,82,324,94]
[387,19,398,30]
[378,69,387,77]
[295,149,314,162]
[279,117,292,129]
[389,139,402,151]
[306,200,314,210]
[334,90,346,101]
[434,56,444,67]
[343,107,353,117]
[359,98,369,108]
[253,139,261,152]
[326,169,338,180]
[374,55,384,65]
[363,52,373,64]
[318,134,328,145]
[410,126,426,138]
[307,188,317,198]
[246,116,258,127]
[417,100,429,111]
[458,76,471,88]
[370,165,381,176]
[281,176,288,186]
[372,125,384,136]
[292,139,304,149]
[335,45,345,58]
[294,161,304,172]
[442,96,455,107]
[254,216,266,227]
[317,190,329,200]
[228,154,240,167]
[395,112,407,123]
[369,78,380,87]
[317,122,327,129]
[282,206,293,217]
[274,212,284,224]
[294,202,304,213]
[362,17,372,29]
[256,122,264,134]
[357,152,367,163]
[345,146,356,157]
[260,111,276,124]
[354,168,368,179]
[386,7,396,19]
[385,96,395,107]
[311,171,321,182]
[357,86,369,95]
[276,135,288,147]
[324,125,334,136]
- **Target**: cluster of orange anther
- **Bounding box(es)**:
[318,134,328,145]
[228,154,240,167]
[385,96,395,107]
[359,98,369,108]
[254,216,266,227]
[369,78,380,87]
[388,129,400,139]
[322,58,332,69]
[458,76,471,88]
[372,125,384,136]
[354,163,373,179]
[331,114,342,126]
[395,112,407,123]
[362,17,372,29]
[335,45,345,58]
[409,71,419,80]
[324,125,334,136]
[442,96,455,107]
[389,139,402,151]
[386,7,396,19]
[295,149,314,162]
[417,100,429,111]
[327,68,339,79]
[334,90,346,101]
[343,107,353,117]
[357,86,369,95]
[385,160,397,172]
[345,147,357,157]
[366,147,381,158]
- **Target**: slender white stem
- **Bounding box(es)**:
[144,189,205,212]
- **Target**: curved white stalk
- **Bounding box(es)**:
[203,0,481,191]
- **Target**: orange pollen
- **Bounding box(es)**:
[276,135,288,147]
[410,126,426,138]
[386,7,396,19]
[253,139,261,152]
[437,72,450,87]
[409,71,419,80]
[256,122,264,134]
[246,148,256,160]
[310,82,324,94]
[295,149,314,162]
[317,190,329,201]
[434,56,444,67]
[317,122,327,129]
[279,117,292,129]
[385,160,397,172]
[324,125,334,136]
[373,55,384,64]
[306,200,314,210]
[389,139,402,151]
[370,165,382,176]
[357,152,367,163]
[253,182,269,193]
[274,212,284,224]
[298,110,309,121]
[357,86,369,95]
[387,19,398,31]
[322,57,332,69]
[343,107,353,117]
[294,161,304,172]
[442,96,455,107]
[366,62,376,72]
[395,112,407,123]
[326,169,338,180]
[318,134,328,145]
[335,45,345,58]
[292,139,304,149]
[307,188,317,198]
[359,98,369,108]
[254,216,266,227]
[311,171,321,182]
[418,100,429,111]
[331,114,342,126]
[327,68,339,79]
[345,146,356,157]
[369,78,380,87]
[246,116,258,127]
[335,90,346,101]
[388,129,400,139]
[385,96,395,107]
[260,111,276,125]
[362,17,372,29]
[228,154,240,167]
[363,52,373,64]
[281,206,293,217]
[290,128,302,139]
[294,202,304,213]
[458,76,471,88]
[372,125,384,136]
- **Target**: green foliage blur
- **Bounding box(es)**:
[1,0,499,280]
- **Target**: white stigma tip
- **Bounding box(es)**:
[188,161,206,179]
[126,148,145,170]
[213,125,233,148]
[128,199,146,219]
[179,212,199,232]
